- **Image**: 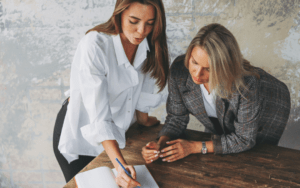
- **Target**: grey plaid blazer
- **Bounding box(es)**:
[158,55,291,154]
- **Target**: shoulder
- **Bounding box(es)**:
[78,31,112,52]
[240,67,290,98]
[255,67,289,91]
[169,55,189,80]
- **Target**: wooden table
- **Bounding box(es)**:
[64,123,300,188]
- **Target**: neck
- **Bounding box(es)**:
[204,83,210,94]
[119,33,138,65]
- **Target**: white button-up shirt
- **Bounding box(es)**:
[200,84,217,118]
[58,31,162,163]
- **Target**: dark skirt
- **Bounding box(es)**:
[52,98,95,183]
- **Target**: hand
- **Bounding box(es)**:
[136,110,160,127]
[115,164,141,188]
[159,139,195,162]
[143,116,160,127]
[142,141,160,164]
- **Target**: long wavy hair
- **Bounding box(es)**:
[86,0,169,92]
[184,23,259,99]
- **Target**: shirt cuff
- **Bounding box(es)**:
[136,92,162,113]
[80,120,125,148]
[211,134,223,154]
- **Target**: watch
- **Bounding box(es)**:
[201,141,207,154]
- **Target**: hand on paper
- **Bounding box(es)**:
[136,110,160,127]
[142,141,161,164]
[115,164,141,188]
[159,139,195,162]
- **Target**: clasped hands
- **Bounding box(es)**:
[142,139,197,163]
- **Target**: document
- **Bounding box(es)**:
[75,165,159,188]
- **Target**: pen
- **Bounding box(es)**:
[115,158,141,188]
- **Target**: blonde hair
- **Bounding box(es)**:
[184,23,259,99]
[86,0,169,92]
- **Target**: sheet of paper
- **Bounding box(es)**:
[75,166,119,188]
[112,165,159,188]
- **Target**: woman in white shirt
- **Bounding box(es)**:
[52,0,169,187]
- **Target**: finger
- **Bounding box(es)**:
[159,148,178,158]
[161,144,176,153]
[142,147,160,155]
[116,175,130,188]
[121,171,140,187]
[144,152,160,163]
[145,155,159,164]
[163,153,181,162]
[143,153,158,160]
[166,139,180,145]
[146,141,160,150]
[127,166,136,180]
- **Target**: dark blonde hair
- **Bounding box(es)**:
[87,0,169,92]
[184,23,259,99]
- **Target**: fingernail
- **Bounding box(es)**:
[161,150,164,152]
[168,160,170,162]
[155,154,158,157]
[154,151,158,153]
[160,155,163,157]
[166,141,169,143]
[162,159,166,161]
[151,159,153,162]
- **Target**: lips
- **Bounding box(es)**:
[193,77,201,82]
[135,37,143,42]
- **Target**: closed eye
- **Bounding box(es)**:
[129,20,138,24]
[147,22,154,26]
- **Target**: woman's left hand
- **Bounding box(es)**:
[159,139,196,162]
[136,110,160,127]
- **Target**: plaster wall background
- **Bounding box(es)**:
[0,0,299,187]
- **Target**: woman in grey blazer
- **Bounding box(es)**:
[142,23,291,163]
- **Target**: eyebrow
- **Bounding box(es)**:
[129,16,155,21]
[191,55,209,68]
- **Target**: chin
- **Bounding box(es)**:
[130,39,141,45]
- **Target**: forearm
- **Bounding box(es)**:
[102,140,126,168]
[136,110,148,125]
[191,141,214,154]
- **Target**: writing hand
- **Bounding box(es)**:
[115,164,141,188]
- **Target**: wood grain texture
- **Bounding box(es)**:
[64,124,300,188]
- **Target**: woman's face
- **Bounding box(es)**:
[188,46,210,85]
[120,2,155,45]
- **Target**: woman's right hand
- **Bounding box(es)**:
[142,141,160,164]
[115,164,141,188]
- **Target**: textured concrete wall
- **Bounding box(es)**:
[0,0,299,187]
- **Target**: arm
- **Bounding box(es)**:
[212,77,262,154]
[102,140,141,187]
[136,110,160,127]
[142,62,190,163]
[135,71,161,127]
[77,40,140,187]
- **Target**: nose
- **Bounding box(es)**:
[194,66,204,78]
[137,23,145,36]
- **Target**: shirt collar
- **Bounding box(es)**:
[112,34,150,68]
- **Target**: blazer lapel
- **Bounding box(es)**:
[216,96,226,133]
[182,75,216,133]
